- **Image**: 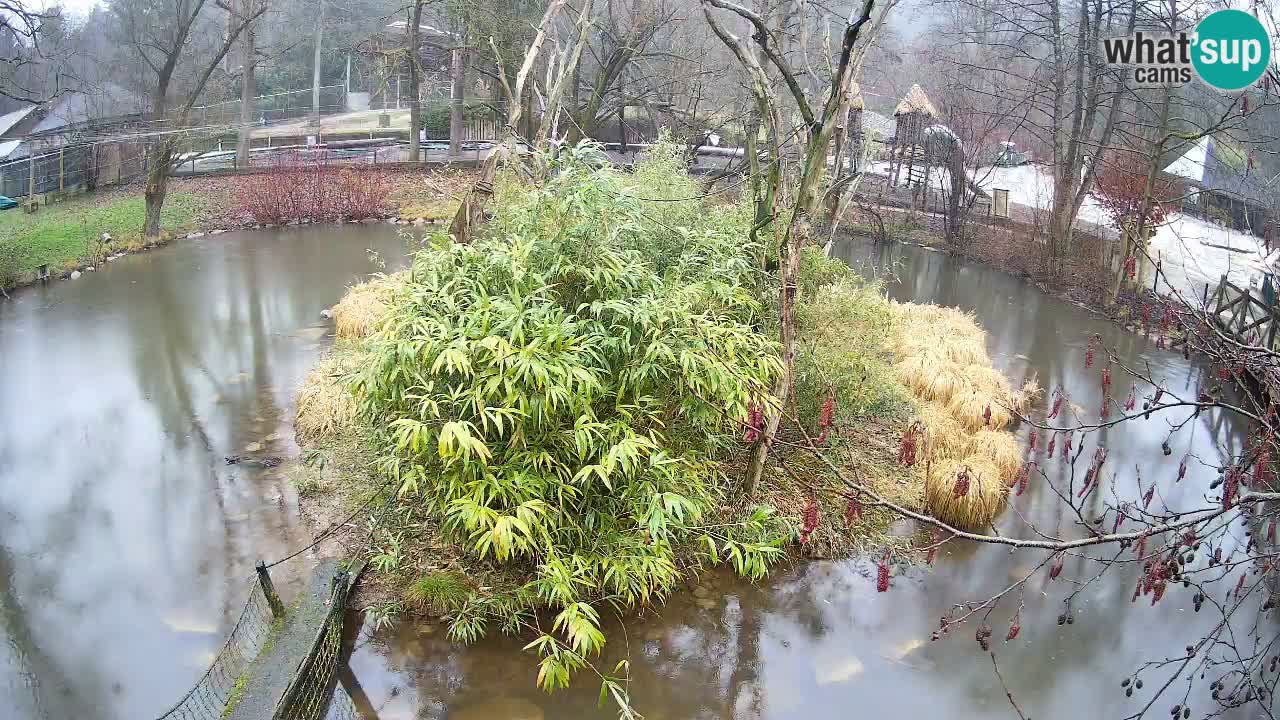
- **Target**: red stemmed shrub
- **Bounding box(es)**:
[234,152,392,224]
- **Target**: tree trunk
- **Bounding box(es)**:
[449,48,466,156]
[236,1,257,165]
[310,1,325,126]
[143,141,172,238]
[407,1,423,161]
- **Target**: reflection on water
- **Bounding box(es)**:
[348,238,1258,720]
[0,225,412,720]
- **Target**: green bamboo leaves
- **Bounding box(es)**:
[351,141,790,696]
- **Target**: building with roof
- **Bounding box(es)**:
[1164,135,1277,236]
[0,84,147,201]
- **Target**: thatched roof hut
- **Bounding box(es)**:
[894,84,938,118]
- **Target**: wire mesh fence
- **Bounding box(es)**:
[193,86,348,127]
[154,580,278,720]
[274,571,351,720]
[0,142,148,200]
[323,681,363,720]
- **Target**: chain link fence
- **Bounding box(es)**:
[154,580,278,720]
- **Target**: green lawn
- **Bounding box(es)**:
[0,191,203,283]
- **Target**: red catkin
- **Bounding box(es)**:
[1048,433,1057,457]
[800,497,819,543]
[1236,574,1247,598]
[983,404,992,427]
[1006,620,1021,642]
[1102,366,1112,392]
[1142,486,1155,509]
[1223,466,1239,510]
[1049,389,1064,419]
[898,423,919,466]
[744,403,762,443]
[817,391,836,444]
[1049,552,1065,579]
[1079,467,1096,497]
[844,496,862,527]
[1177,458,1187,482]
[953,466,971,498]
[1016,463,1031,496]
[1124,386,1137,412]
[1029,429,1038,451]
[877,553,890,592]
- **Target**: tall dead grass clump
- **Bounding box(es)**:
[922,458,1008,529]
[331,274,400,339]
[296,347,362,440]
[891,302,1038,528]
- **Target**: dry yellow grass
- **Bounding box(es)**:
[295,347,362,440]
[923,457,1009,529]
[912,401,967,459]
[331,275,400,339]
[889,302,1038,528]
[967,429,1023,481]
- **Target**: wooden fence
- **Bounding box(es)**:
[1208,275,1280,348]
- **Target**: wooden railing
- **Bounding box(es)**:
[1209,274,1280,349]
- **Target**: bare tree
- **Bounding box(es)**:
[937,0,1136,278]
[229,0,266,166]
[406,0,424,161]
[112,0,265,237]
[702,0,882,494]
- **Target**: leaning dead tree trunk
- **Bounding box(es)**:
[533,0,594,150]
[448,0,569,243]
[704,0,879,495]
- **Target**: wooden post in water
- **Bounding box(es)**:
[256,561,287,619]
[27,154,35,199]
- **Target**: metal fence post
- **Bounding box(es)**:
[256,561,287,619]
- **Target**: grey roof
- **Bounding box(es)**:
[861,110,893,140]
[29,84,143,136]
[1195,138,1274,207]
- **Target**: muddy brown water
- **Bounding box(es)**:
[0,229,1261,719]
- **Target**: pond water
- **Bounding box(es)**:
[0,225,413,720]
[341,238,1259,720]
[0,228,1260,720]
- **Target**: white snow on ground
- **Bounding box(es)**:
[867,160,1270,299]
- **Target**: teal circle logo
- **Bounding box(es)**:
[1192,9,1271,91]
